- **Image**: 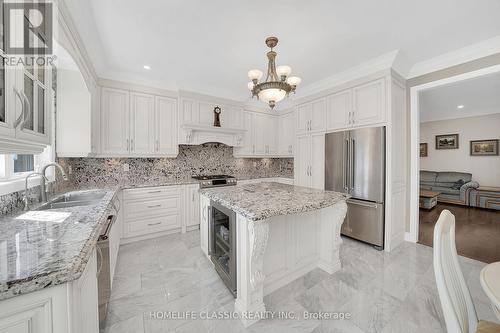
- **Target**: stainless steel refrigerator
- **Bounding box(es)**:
[325,126,385,249]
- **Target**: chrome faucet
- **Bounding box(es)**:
[40,163,68,203]
[23,173,48,211]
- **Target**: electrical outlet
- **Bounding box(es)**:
[123,163,130,172]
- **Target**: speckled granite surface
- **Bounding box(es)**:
[200,182,348,221]
[57,143,293,191]
[0,189,117,301]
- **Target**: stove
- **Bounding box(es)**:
[192,175,237,188]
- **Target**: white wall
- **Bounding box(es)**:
[420,113,500,186]
[56,69,91,155]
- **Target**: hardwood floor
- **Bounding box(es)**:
[419,203,500,263]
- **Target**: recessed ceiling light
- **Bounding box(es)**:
[143,65,151,70]
[457,105,465,109]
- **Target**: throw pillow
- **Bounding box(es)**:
[452,179,465,190]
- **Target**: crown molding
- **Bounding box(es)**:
[295,50,400,101]
[408,35,500,78]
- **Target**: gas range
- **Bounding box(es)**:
[192,175,237,188]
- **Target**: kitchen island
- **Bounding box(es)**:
[199,182,348,327]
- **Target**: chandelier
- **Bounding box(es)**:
[247,37,301,109]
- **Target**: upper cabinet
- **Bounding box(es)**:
[296,98,327,135]
[0,11,52,153]
[326,78,386,132]
[100,87,178,157]
[278,111,295,156]
[234,110,291,158]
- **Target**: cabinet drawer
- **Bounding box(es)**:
[124,196,181,220]
[123,186,180,201]
[124,215,180,238]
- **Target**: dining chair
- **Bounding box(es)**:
[433,209,500,333]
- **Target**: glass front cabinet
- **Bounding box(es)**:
[0,0,52,153]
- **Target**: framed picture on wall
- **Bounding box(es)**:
[470,139,499,156]
[420,143,428,157]
[436,134,459,150]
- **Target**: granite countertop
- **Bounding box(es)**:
[0,189,117,301]
[200,182,348,221]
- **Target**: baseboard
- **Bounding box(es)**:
[404,232,416,242]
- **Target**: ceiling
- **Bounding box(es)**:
[64,0,500,101]
[419,72,500,123]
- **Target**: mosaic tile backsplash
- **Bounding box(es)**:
[57,144,294,191]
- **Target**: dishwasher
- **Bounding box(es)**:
[97,214,116,324]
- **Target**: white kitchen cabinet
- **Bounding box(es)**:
[235,111,254,156]
[155,96,178,155]
[295,133,325,189]
[184,184,200,231]
[325,78,386,131]
[296,98,326,134]
[129,92,155,154]
[100,87,178,157]
[100,87,130,155]
[352,78,386,126]
[233,110,281,157]
[70,249,100,333]
[121,186,183,242]
[278,111,295,156]
[326,89,351,131]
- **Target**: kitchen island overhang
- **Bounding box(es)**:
[199,182,348,327]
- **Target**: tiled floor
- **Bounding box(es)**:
[101,230,499,333]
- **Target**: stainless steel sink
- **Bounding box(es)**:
[35,191,107,210]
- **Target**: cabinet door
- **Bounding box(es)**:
[310,133,325,190]
[130,92,155,155]
[0,51,16,138]
[278,112,294,156]
[253,113,267,155]
[296,103,311,134]
[266,116,279,155]
[352,78,386,126]
[310,98,327,132]
[234,111,253,156]
[220,105,242,128]
[295,135,311,187]
[327,90,351,131]
[101,88,130,155]
[185,184,200,227]
[155,96,177,155]
[71,249,99,333]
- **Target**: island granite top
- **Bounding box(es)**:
[0,189,117,301]
[200,182,349,221]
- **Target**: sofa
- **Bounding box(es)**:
[420,171,479,205]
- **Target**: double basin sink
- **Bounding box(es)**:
[36,191,107,210]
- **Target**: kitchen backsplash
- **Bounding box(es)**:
[57,144,294,190]
[0,185,51,216]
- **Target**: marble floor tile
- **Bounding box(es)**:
[101,231,499,333]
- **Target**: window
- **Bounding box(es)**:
[13,154,35,174]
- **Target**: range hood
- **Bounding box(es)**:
[180,123,247,147]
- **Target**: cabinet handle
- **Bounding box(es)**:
[13,89,25,128]
[147,204,162,208]
[147,190,162,194]
[19,90,31,130]
[147,222,162,226]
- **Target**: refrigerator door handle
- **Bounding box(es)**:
[351,139,355,190]
[343,138,349,191]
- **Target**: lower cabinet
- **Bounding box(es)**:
[0,250,99,333]
[121,184,200,243]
